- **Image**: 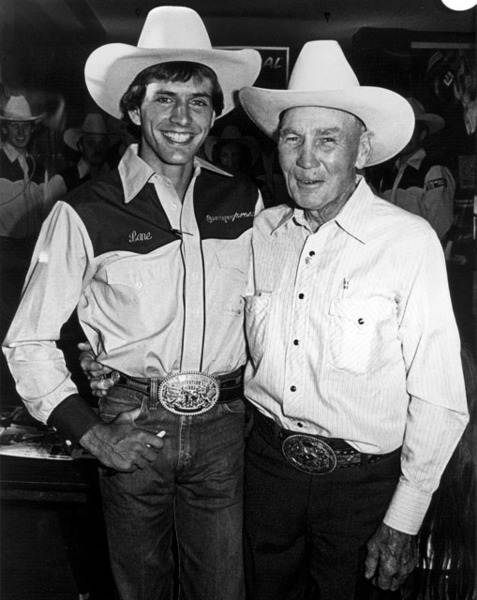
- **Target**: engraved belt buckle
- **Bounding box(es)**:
[158,371,220,416]
[281,434,337,475]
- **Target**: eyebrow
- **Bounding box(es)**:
[279,126,342,136]
[151,89,212,100]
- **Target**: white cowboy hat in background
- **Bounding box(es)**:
[239,40,415,167]
[406,97,445,134]
[85,6,262,120]
[204,125,261,165]
[64,113,111,150]
[0,94,45,122]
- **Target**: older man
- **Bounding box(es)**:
[238,41,468,600]
[3,7,261,600]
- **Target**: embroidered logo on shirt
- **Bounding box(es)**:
[425,178,446,191]
[206,211,254,224]
[129,230,152,243]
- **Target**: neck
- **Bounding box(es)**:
[139,145,194,203]
[304,179,358,233]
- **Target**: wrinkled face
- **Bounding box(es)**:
[219,142,241,172]
[129,77,216,171]
[4,121,32,151]
[80,133,109,166]
[278,106,371,220]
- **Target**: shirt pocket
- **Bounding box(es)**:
[215,247,249,315]
[103,259,156,292]
[244,292,272,365]
[328,297,396,374]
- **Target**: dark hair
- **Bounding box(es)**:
[120,61,224,120]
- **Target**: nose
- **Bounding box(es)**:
[15,124,29,136]
[170,101,192,126]
[296,141,320,170]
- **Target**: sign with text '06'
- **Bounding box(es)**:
[218,47,289,89]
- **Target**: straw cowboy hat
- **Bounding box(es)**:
[64,113,111,150]
[407,97,445,135]
[0,94,44,122]
[204,125,261,165]
[85,6,261,120]
[239,40,415,167]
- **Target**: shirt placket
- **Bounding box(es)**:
[283,231,320,416]
[178,178,205,372]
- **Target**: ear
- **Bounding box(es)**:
[355,130,374,170]
[128,109,141,127]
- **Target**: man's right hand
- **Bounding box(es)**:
[79,406,165,472]
[78,341,117,398]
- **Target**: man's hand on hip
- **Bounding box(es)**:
[365,522,417,591]
[79,406,165,472]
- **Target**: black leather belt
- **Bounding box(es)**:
[253,408,399,475]
[110,368,244,415]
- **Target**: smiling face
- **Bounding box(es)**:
[278,106,372,226]
[129,77,216,178]
[3,121,33,152]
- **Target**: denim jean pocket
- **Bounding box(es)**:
[99,390,147,423]
[220,398,246,416]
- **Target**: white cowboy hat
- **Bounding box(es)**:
[406,97,445,135]
[0,94,44,122]
[85,6,261,120]
[204,125,261,164]
[64,113,111,150]
[239,41,415,167]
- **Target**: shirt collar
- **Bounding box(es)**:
[272,176,375,244]
[118,144,233,204]
[2,141,27,164]
[119,144,155,203]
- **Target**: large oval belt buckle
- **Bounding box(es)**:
[281,434,337,475]
[158,371,220,416]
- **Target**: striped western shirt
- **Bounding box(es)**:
[244,176,468,534]
[4,145,261,435]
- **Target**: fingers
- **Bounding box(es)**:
[90,376,116,397]
[77,341,93,352]
[364,544,379,580]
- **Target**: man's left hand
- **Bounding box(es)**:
[365,523,417,591]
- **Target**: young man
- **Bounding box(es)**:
[238,41,468,599]
[3,7,261,600]
[0,94,50,241]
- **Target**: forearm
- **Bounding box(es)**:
[383,400,468,534]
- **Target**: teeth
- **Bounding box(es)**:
[163,132,193,143]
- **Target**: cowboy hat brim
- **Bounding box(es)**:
[415,113,444,135]
[64,127,113,151]
[239,87,415,167]
[85,44,262,120]
[0,112,45,123]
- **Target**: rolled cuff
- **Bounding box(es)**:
[383,480,433,535]
[47,394,100,447]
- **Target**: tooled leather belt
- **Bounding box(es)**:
[110,368,244,416]
[252,408,400,475]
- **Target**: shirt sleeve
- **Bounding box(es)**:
[420,165,455,241]
[383,227,469,534]
[2,201,99,434]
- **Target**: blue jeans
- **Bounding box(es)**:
[98,385,245,600]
